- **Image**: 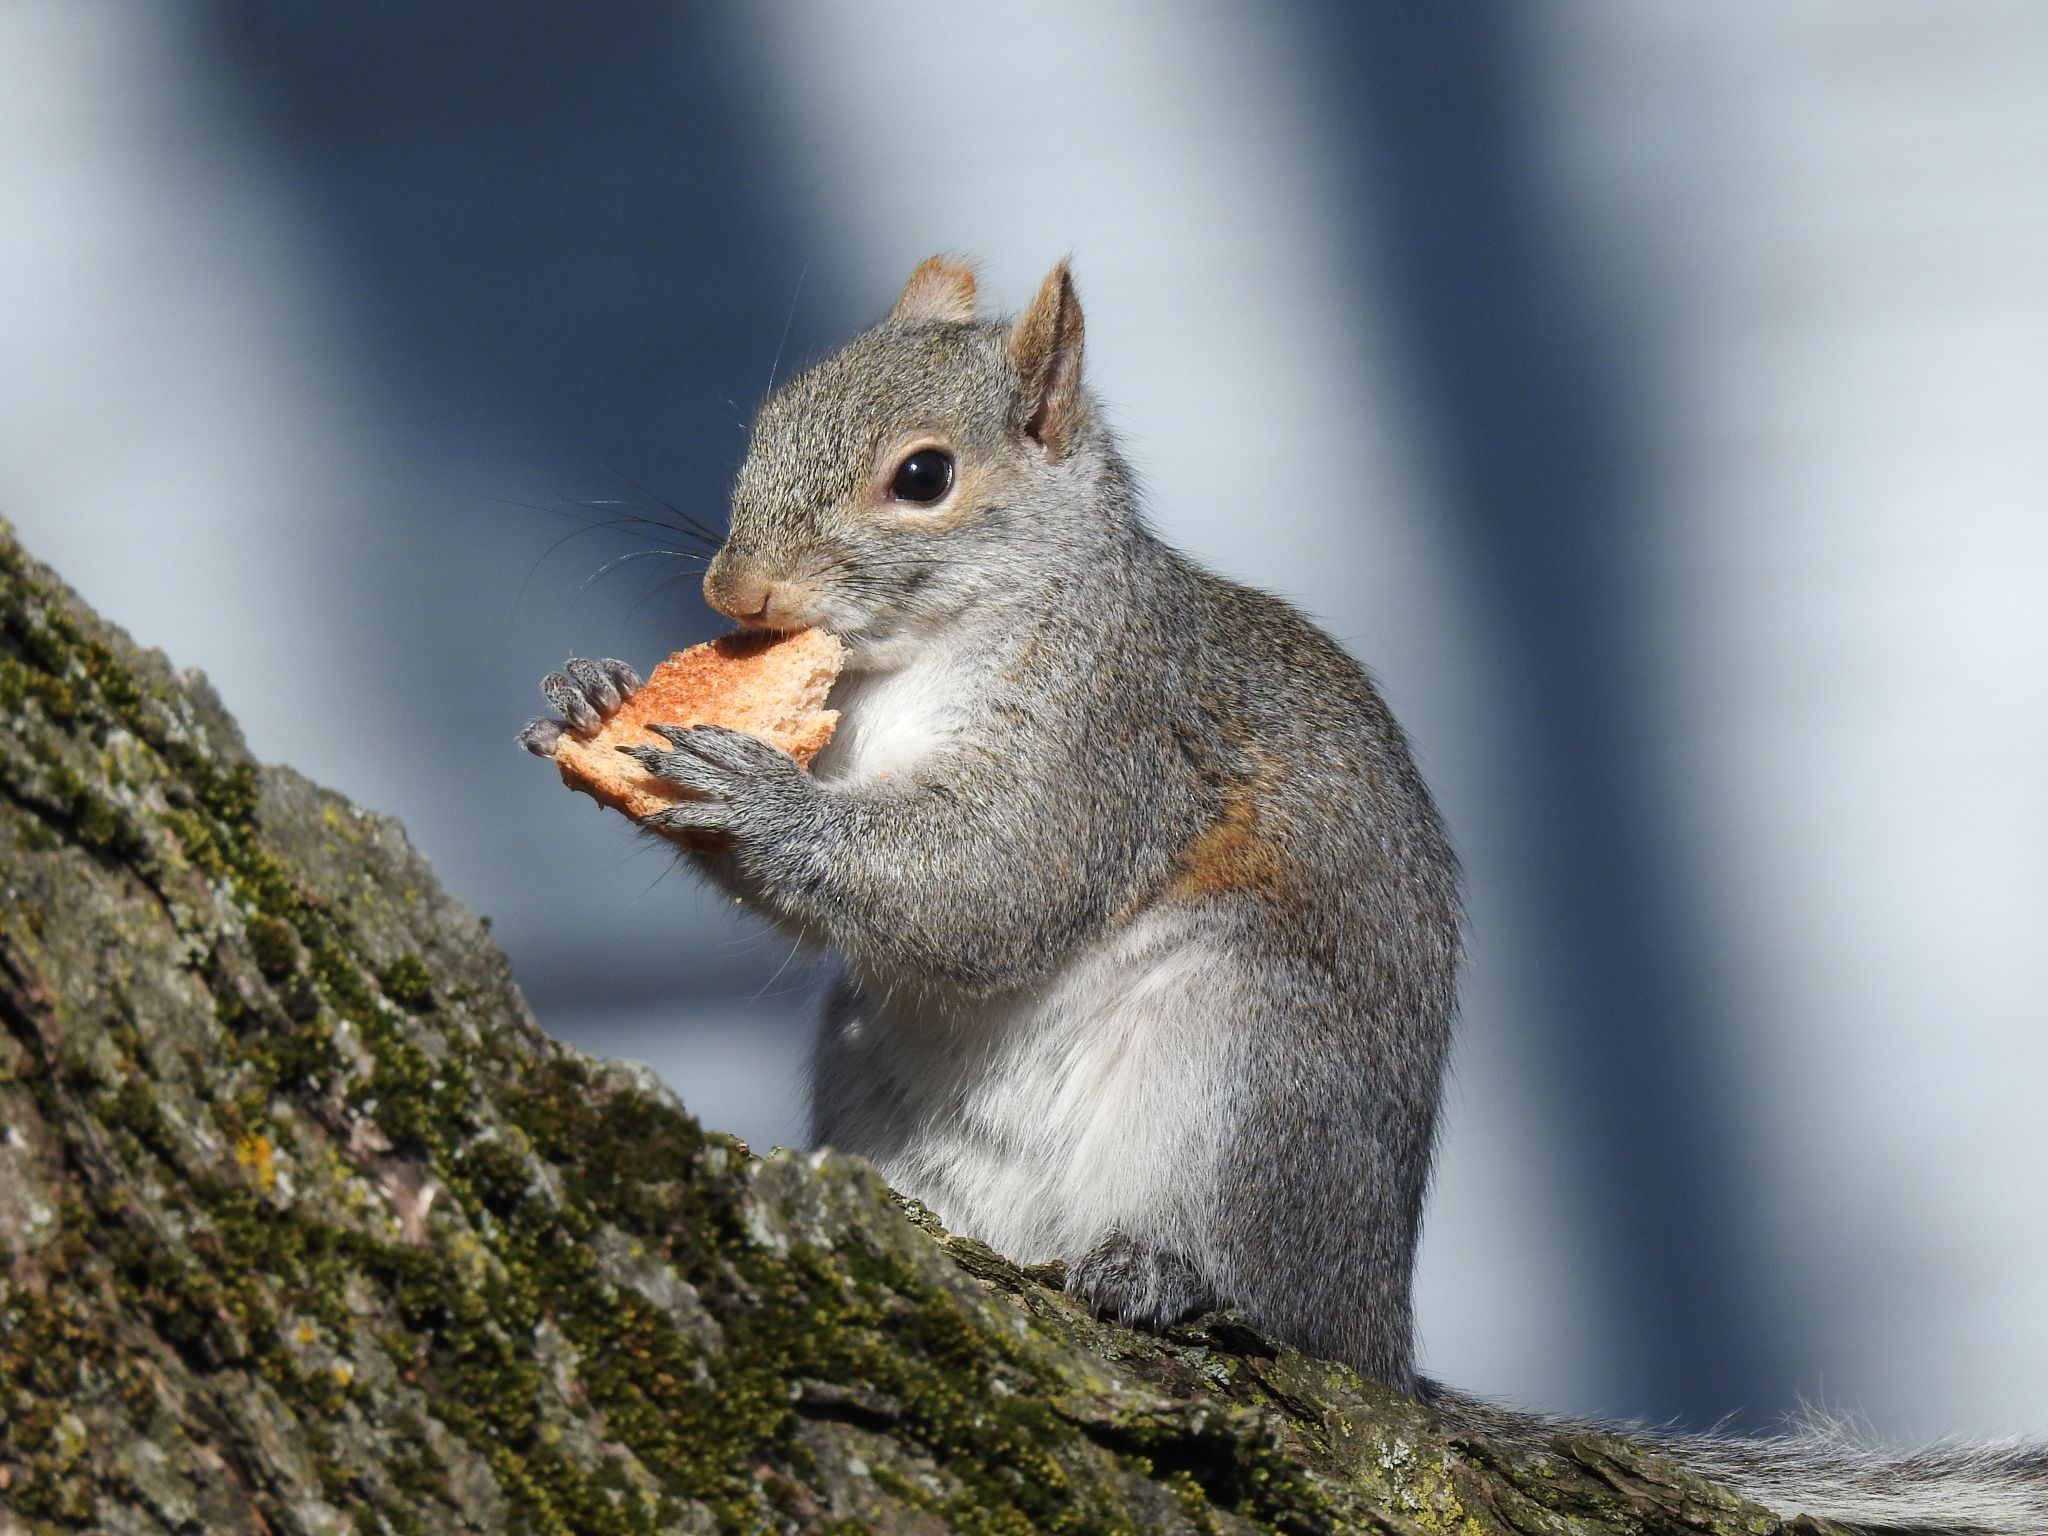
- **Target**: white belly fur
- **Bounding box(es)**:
[810,646,968,785]
[809,908,1244,1266]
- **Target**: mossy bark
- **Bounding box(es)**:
[0,521,1829,1535]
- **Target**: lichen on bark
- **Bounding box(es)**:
[0,521,1821,1535]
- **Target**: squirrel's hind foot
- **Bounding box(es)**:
[1066,1233,1214,1333]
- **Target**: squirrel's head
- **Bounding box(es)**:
[706,257,1113,665]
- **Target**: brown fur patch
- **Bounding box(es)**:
[1169,776,1287,901]
[999,632,1045,682]
[891,256,978,324]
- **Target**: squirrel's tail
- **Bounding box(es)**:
[1423,1381,2048,1535]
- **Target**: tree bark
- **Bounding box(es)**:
[0,521,1834,1535]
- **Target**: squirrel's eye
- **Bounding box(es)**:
[890,449,954,504]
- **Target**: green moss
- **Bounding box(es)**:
[195,757,261,827]
[102,1074,177,1165]
[246,912,300,979]
[270,1009,344,1091]
[0,648,76,720]
[376,952,436,1011]
[385,1408,456,1507]
[0,1233,112,1522]
[40,754,146,855]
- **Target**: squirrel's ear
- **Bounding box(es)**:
[891,257,979,324]
[1007,261,1086,460]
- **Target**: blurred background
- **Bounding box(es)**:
[4,0,2044,1445]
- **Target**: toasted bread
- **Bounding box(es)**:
[550,629,844,820]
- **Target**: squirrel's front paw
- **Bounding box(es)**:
[517,657,642,756]
[1066,1233,1214,1333]
[621,724,808,839]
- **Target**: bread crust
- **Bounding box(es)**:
[550,629,844,819]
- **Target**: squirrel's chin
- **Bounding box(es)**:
[830,623,936,675]
[820,595,986,672]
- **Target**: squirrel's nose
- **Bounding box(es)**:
[704,565,781,628]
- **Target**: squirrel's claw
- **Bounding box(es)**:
[522,656,643,757]
[517,716,566,757]
[1066,1234,1215,1335]
[613,723,822,864]
[539,656,642,736]
[618,740,723,798]
[651,722,787,774]
[625,725,811,846]
[539,671,599,732]
[619,725,791,798]
[566,656,640,715]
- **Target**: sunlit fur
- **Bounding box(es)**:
[693,272,1458,1396]
[577,261,2048,1535]
[1435,1387,2048,1534]
[706,315,1106,666]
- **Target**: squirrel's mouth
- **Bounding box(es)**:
[702,555,837,632]
[711,587,833,637]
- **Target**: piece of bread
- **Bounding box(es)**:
[550,629,844,820]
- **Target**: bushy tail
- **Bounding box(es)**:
[1423,1382,2048,1535]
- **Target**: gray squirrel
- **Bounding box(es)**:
[521,257,2047,1534]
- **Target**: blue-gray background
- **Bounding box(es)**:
[4,1,2043,1443]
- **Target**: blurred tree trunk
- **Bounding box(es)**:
[0,521,1828,1535]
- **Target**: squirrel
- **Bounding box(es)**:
[521,257,2047,1534]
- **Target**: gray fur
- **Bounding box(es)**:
[1068,1233,1215,1330]
[1430,1383,2048,1534]
[671,290,1459,1389]
[525,263,2046,1534]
